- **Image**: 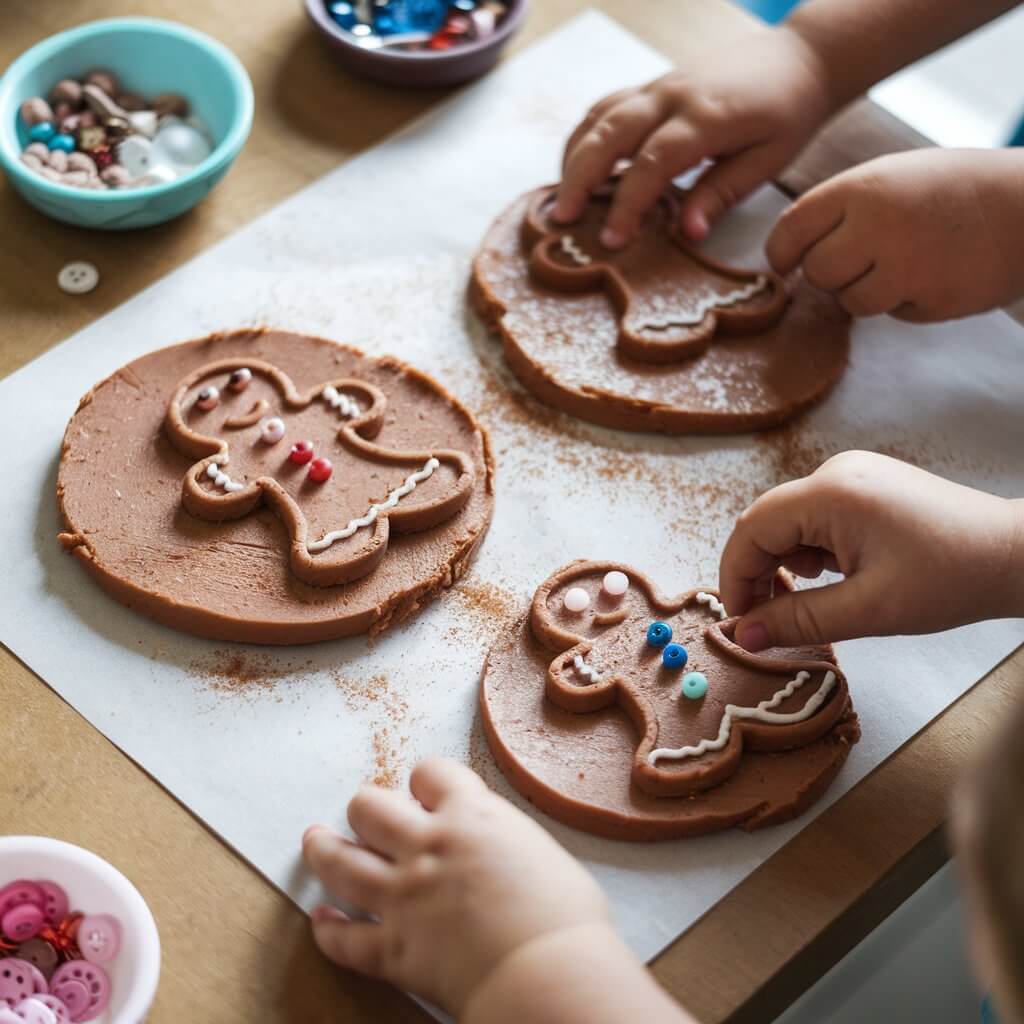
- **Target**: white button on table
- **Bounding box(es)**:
[57,261,99,295]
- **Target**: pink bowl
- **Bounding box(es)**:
[303,0,529,87]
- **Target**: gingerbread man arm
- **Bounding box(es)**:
[522,184,788,365]
[165,359,475,588]
[531,562,851,798]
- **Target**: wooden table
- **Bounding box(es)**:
[2,1,1020,1020]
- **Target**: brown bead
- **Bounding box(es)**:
[101,164,131,187]
[20,152,44,172]
[18,96,54,126]
[47,149,68,173]
[67,151,98,176]
[53,101,73,122]
[152,92,189,118]
[16,938,59,979]
[84,68,119,96]
[62,170,92,187]
[117,91,146,111]
[78,125,107,152]
[49,78,83,108]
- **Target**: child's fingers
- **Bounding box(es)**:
[554,93,664,223]
[800,222,874,294]
[765,185,845,276]
[836,266,900,318]
[681,143,780,240]
[347,785,434,859]
[561,88,636,172]
[734,573,873,651]
[719,477,813,616]
[600,121,704,247]
[311,905,388,977]
[303,830,394,913]
[409,758,485,812]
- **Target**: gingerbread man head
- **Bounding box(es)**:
[164,358,475,587]
[522,184,788,364]
[529,562,849,797]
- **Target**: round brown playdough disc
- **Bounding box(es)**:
[481,615,859,842]
[471,186,851,434]
[57,329,494,644]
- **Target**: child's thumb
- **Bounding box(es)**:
[733,581,862,652]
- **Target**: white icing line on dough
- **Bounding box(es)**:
[647,669,837,765]
[560,235,592,266]
[639,276,768,329]
[696,591,727,619]
[322,385,361,419]
[573,654,603,683]
[307,457,440,553]
[205,462,245,493]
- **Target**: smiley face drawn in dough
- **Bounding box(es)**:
[164,358,476,587]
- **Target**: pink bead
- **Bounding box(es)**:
[563,586,590,613]
[602,571,629,597]
[34,881,69,927]
[77,914,121,964]
[308,457,332,483]
[196,385,219,411]
[51,961,110,1022]
[289,440,314,465]
[2,902,44,942]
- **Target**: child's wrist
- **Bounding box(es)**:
[1005,499,1024,617]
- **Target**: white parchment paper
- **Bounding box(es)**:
[2,10,1024,975]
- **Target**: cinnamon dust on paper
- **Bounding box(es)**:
[188,650,314,702]
[330,672,410,789]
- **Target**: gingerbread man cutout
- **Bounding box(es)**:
[164,358,476,587]
[529,562,850,798]
[522,183,788,364]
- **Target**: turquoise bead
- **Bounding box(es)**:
[681,672,708,700]
[48,133,76,153]
[662,643,687,670]
[646,621,672,647]
[28,121,55,143]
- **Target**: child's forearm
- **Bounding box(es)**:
[1006,499,1024,618]
[462,924,696,1024]
[785,0,1020,112]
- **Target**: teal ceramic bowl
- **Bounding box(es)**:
[0,17,254,230]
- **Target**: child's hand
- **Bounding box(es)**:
[767,148,1024,320]
[302,759,612,1016]
[719,451,1024,652]
[553,25,831,246]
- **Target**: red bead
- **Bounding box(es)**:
[308,457,333,483]
[289,440,314,465]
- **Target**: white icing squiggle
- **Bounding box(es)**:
[573,654,603,683]
[307,457,440,553]
[560,235,592,266]
[322,385,361,419]
[696,592,727,620]
[205,462,245,494]
[647,669,837,765]
[639,276,768,329]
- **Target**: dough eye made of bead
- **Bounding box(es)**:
[646,620,672,647]
[196,385,219,411]
[259,417,285,444]
[228,367,252,391]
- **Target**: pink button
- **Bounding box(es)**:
[14,999,58,1024]
[30,998,71,1024]
[49,962,110,1023]
[0,959,39,1005]
[2,903,45,942]
[77,915,121,964]
[33,883,69,928]
[0,1009,24,1024]
[0,881,44,919]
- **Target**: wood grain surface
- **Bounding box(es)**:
[1,1,1019,1021]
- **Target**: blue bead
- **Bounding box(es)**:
[681,672,709,700]
[28,121,56,143]
[662,643,687,670]
[328,2,358,28]
[646,621,672,647]
[452,0,476,10]
[48,133,76,153]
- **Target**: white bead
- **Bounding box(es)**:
[602,570,629,597]
[117,135,154,177]
[152,118,212,169]
[57,261,99,295]
[228,367,252,391]
[563,587,590,613]
[260,417,285,444]
[196,386,219,410]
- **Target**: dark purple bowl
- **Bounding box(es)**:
[303,0,529,87]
